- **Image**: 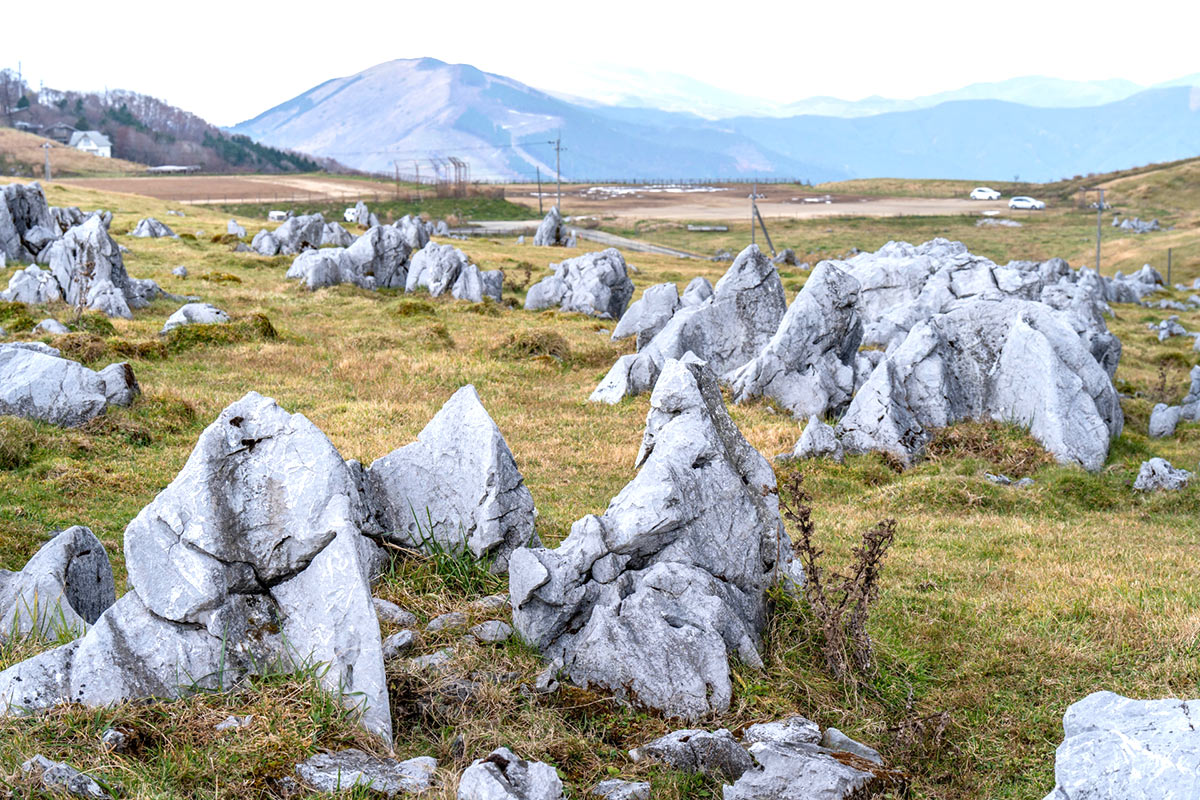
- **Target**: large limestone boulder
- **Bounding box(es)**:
[250,229,280,256]
[321,221,355,247]
[2,215,165,319]
[362,385,537,573]
[591,245,786,404]
[610,282,680,349]
[1043,691,1200,800]
[836,298,1123,471]
[226,219,246,238]
[295,750,437,794]
[524,248,634,319]
[727,260,863,419]
[512,358,800,720]
[0,343,139,427]
[0,526,116,638]
[159,303,231,335]
[406,242,502,303]
[286,225,411,291]
[0,392,392,741]
[129,217,177,238]
[457,747,564,800]
[395,215,431,251]
[532,206,567,247]
[1132,457,1191,491]
[271,213,327,255]
[0,182,57,262]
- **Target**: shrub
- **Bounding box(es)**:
[199,271,243,284]
[70,312,116,337]
[495,330,570,361]
[0,416,38,470]
[165,314,277,353]
[780,472,896,682]
[52,332,110,364]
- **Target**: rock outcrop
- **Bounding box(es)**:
[0,392,392,741]
[458,748,564,800]
[226,219,246,238]
[160,303,231,335]
[286,225,411,291]
[295,750,437,794]
[611,282,680,350]
[0,526,116,637]
[512,358,800,720]
[1043,691,1200,800]
[1132,457,1192,491]
[0,182,57,262]
[532,207,568,247]
[130,218,176,239]
[524,248,634,319]
[0,342,139,427]
[727,260,863,418]
[251,213,341,256]
[362,385,537,573]
[591,245,785,404]
[835,298,1123,471]
[406,242,502,303]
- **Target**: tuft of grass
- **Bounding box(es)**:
[0,300,36,332]
[199,271,243,284]
[69,312,117,337]
[0,416,38,470]
[415,322,456,350]
[464,297,502,316]
[51,332,110,364]
[495,330,570,361]
[164,315,277,353]
[393,298,439,318]
[924,421,1055,478]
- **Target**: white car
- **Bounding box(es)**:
[970,187,1001,201]
[1008,196,1046,210]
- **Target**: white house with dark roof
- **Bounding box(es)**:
[68,130,112,158]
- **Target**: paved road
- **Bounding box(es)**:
[452,221,704,260]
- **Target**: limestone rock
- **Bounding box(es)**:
[457,747,564,800]
[836,298,1123,471]
[821,728,883,764]
[363,385,538,573]
[590,779,649,800]
[0,343,138,427]
[0,526,115,637]
[382,630,420,660]
[130,217,176,238]
[524,248,634,319]
[590,245,785,404]
[1043,691,1200,800]
[512,359,800,720]
[470,620,513,643]
[727,260,863,419]
[160,303,230,335]
[610,282,679,349]
[374,598,417,627]
[0,392,392,741]
[226,219,246,238]
[532,207,567,247]
[406,242,502,302]
[33,318,70,335]
[0,182,56,262]
[172,266,188,278]
[1179,366,1200,421]
[1149,404,1181,438]
[20,754,108,798]
[629,729,755,780]
[321,222,355,247]
[271,213,327,255]
[791,416,844,462]
[427,611,468,633]
[681,276,713,307]
[1132,458,1191,491]
[286,225,411,291]
[250,229,279,256]
[296,750,437,795]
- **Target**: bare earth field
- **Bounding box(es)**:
[58,174,403,205]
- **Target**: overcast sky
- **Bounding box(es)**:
[7,0,1199,125]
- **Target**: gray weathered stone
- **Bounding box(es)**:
[172,265,188,278]
[250,229,279,256]
[0,343,138,427]
[382,630,420,660]
[470,620,513,643]
[363,385,538,573]
[409,648,454,671]
[457,747,564,800]
[406,242,502,303]
[681,276,713,307]
[629,728,755,780]
[21,754,108,798]
[130,217,176,238]
[821,728,883,764]
[322,222,355,247]
[791,416,844,462]
[160,302,230,335]
[532,207,567,247]
[727,260,863,418]
[611,282,680,349]
[1149,404,1182,438]
[0,392,392,741]
[0,526,115,638]
[1043,691,1200,800]
[427,611,468,633]
[271,213,328,255]
[33,318,70,335]
[836,298,1123,472]
[513,358,800,720]
[590,779,650,800]
[0,182,56,262]
[296,749,437,795]
[226,219,246,238]
[1179,366,1200,421]
[524,248,634,320]
[590,246,785,404]
[1132,457,1191,491]
[374,598,418,628]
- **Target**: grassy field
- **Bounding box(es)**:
[1,178,1199,798]
[0,128,145,178]
[218,194,541,226]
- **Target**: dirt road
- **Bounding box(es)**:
[57,175,399,204]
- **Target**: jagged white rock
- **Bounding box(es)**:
[0,526,115,637]
[1132,457,1192,491]
[160,303,231,335]
[129,217,177,238]
[524,248,634,319]
[0,343,138,427]
[457,747,564,800]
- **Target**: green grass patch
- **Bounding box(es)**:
[164,315,277,353]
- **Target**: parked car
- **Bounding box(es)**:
[1008,196,1046,210]
[970,187,1001,200]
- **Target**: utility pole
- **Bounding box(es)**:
[393,162,399,199]
[536,166,543,215]
[1095,188,1104,272]
[42,141,51,181]
[554,135,562,212]
[414,160,420,201]
[751,179,756,246]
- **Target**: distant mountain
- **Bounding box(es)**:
[232,59,1200,182]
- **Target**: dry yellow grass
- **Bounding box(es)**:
[0,180,1198,799]
[0,128,145,178]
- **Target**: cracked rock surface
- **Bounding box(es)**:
[363,385,538,573]
[512,358,799,720]
[295,749,437,795]
[1043,691,1200,800]
[406,242,502,303]
[0,342,139,427]
[0,526,115,638]
[524,248,634,319]
[458,747,564,800]
[0,392,391,740]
